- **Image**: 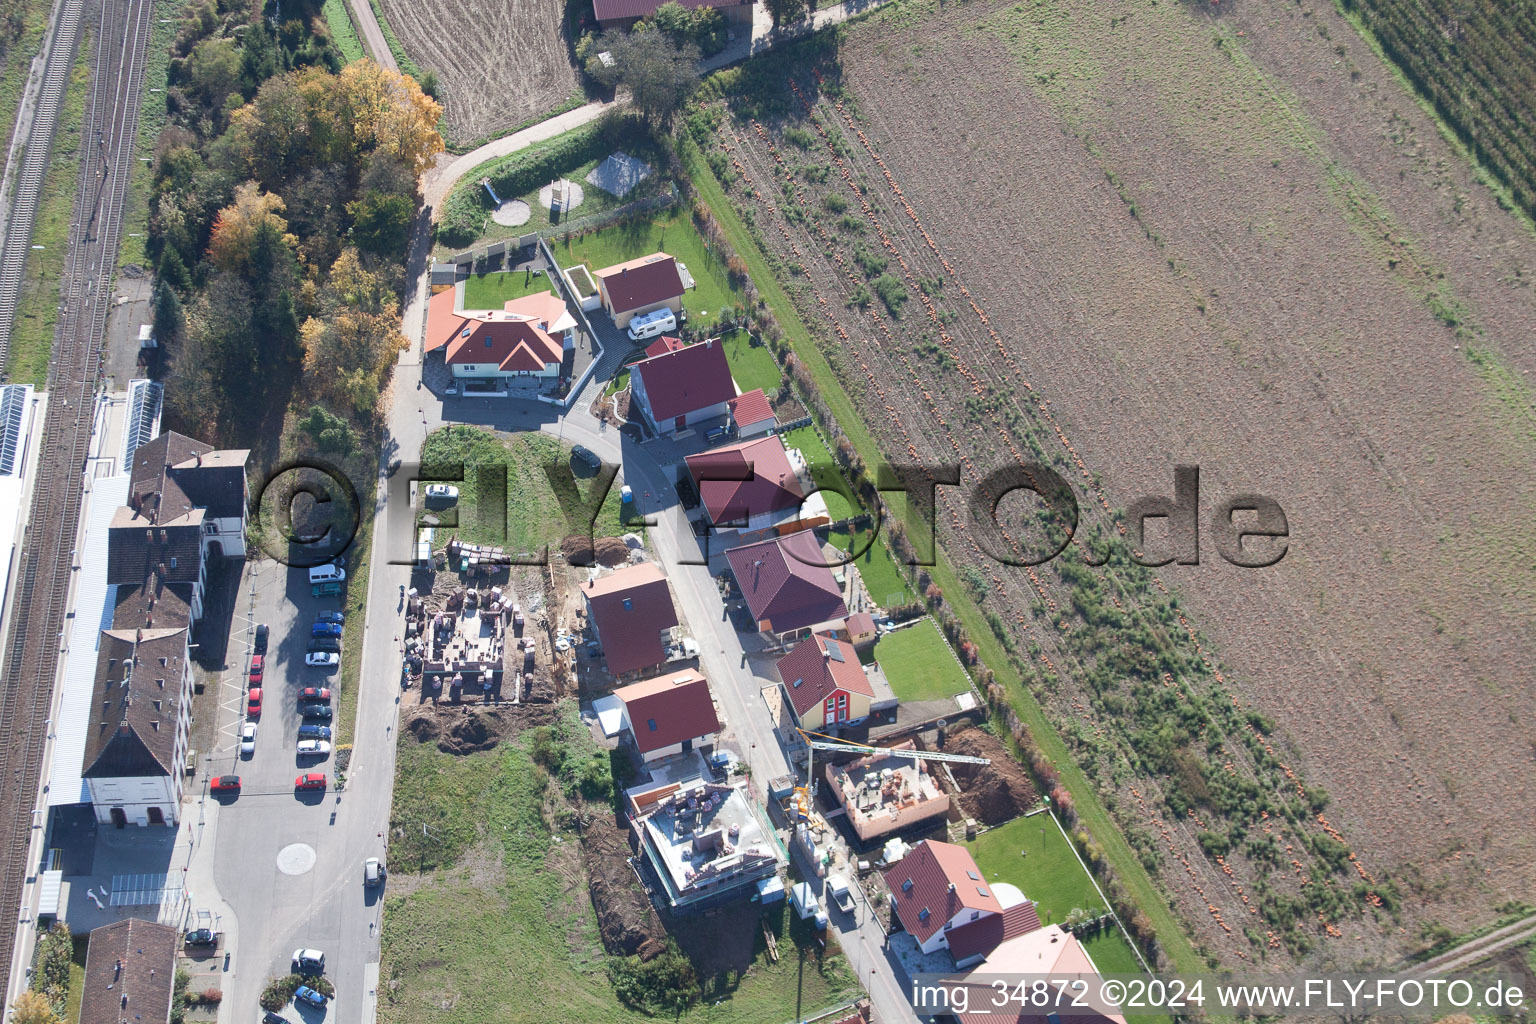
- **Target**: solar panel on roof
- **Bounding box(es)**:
[827,643,844,663]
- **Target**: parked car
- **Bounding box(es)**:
[424,483,459,502]
[253,623,269,654]
[293,773,327,792]
[311,622,342,638]
[296,740,332,756]
[305,652,339,668]
[240,722,257,756]
[571,445,601,471]
[298,704,333,720]
[248,654,264,685]
[247,688,263,717]
[308,637,341,654]
[363,857,385,887]
[298,687,332,702]
[263,1013,288,1024]
[184,928,216,946]
[312,581,344,598]
[307,564,345,585]
[315,611,345,624]
[292,948,326,973]
[297,724,332,741]
[294,985,327,1008]
[210,775,241,794]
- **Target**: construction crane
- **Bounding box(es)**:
[791,728,991,822]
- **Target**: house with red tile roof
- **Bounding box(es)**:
[941,925,1126,1024]
[775,633,874,730]
[582,562,679,676]
[593,253,686,327]
[685,434,828,536]
[644,334,687,358]
[630,337,737,435]
[425,289,575,391]
[614,669,721,762]
[80,919,179,1024]
[725,531,847,637]
[727,388,776,437]
[882,839,1044,966]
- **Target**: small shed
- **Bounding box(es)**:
[137,324,156,350]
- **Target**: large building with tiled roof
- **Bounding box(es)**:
[81,627,194,827]
[685,434,825,536]
[941,925,1126,1024]
[725,531,847,636]
[425,289,574,391]
[883,839,1044,965]
[80,428,244,827]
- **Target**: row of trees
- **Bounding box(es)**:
[148,0,441,448]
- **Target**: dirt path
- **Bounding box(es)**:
[1406,915,1536,976]
[347,0,397,71]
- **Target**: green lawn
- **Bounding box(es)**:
[462,268,560,310]
[604,368,630,397]
[873,618,968,701]
[322,0,365,63]
[418,427,637,554]
[550,210,741,333]
[719,328,782,394]
[118,0,180,270]
[381,707,858,1024]
[966,814,1101,925]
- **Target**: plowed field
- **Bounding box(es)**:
[695,0,1536,967]
[375,0,578,145]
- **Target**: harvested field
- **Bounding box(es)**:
[693,0,1536,969]
[934,726,1037,827]
[373,0,578,145]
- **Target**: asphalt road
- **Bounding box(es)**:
[210,559,396,1024]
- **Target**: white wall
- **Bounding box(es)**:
[87,776,178,826]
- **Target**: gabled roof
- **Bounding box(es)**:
[80,919,178,1024]
[426,288,565,370]
[725,532,847,633]
[775,633,872,716]
[503,290,576,334]
[949,926,1126,1024]
[127,431,248,523]
[594,0,748,22]
[946,898,1044,963]
[112,572,196,632]
[583,562,679,675]
[882,839,1002,944]
[631,338,736,422]
[107,510,202,585]
[82,628,188,779]
[593,253,685,314]
[615,670,721,755]
[645,335,687,358]
[845,611,876,638]
[727,388,774,428]
[686,435,804,525]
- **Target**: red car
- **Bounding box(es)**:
[247,687,263,717]
[211,775,241,793]
[294,772,327,791]
[297,687,332,703]
[249,655,264,685]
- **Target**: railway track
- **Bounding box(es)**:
[0,0,87,366]
[0,0,154,1002]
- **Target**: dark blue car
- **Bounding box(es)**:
[297,723,332,740]
[294,985,327,1008]
[311,623,342,638]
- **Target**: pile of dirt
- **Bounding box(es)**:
[594,537,629,566]
[937,726,1037,825]
[582,813,665,960]
[401,703,559,755]
[560,535,594,566]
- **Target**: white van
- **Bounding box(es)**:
[626,307,677,341]
[308,563,346,584]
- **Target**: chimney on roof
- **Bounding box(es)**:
[159,529,167,544]
[195,453,202,467]
[621,267,628,276]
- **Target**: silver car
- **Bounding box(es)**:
[240,722,257,756]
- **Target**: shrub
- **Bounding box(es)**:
[608,941,698,1015]
[872,272,907,315]
[822,192,848,214]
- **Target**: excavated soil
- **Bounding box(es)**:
[936,727,1038,826]
[403,702,560,755]
[582,811,667,960]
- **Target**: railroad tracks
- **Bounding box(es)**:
[0,0,154,1003]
